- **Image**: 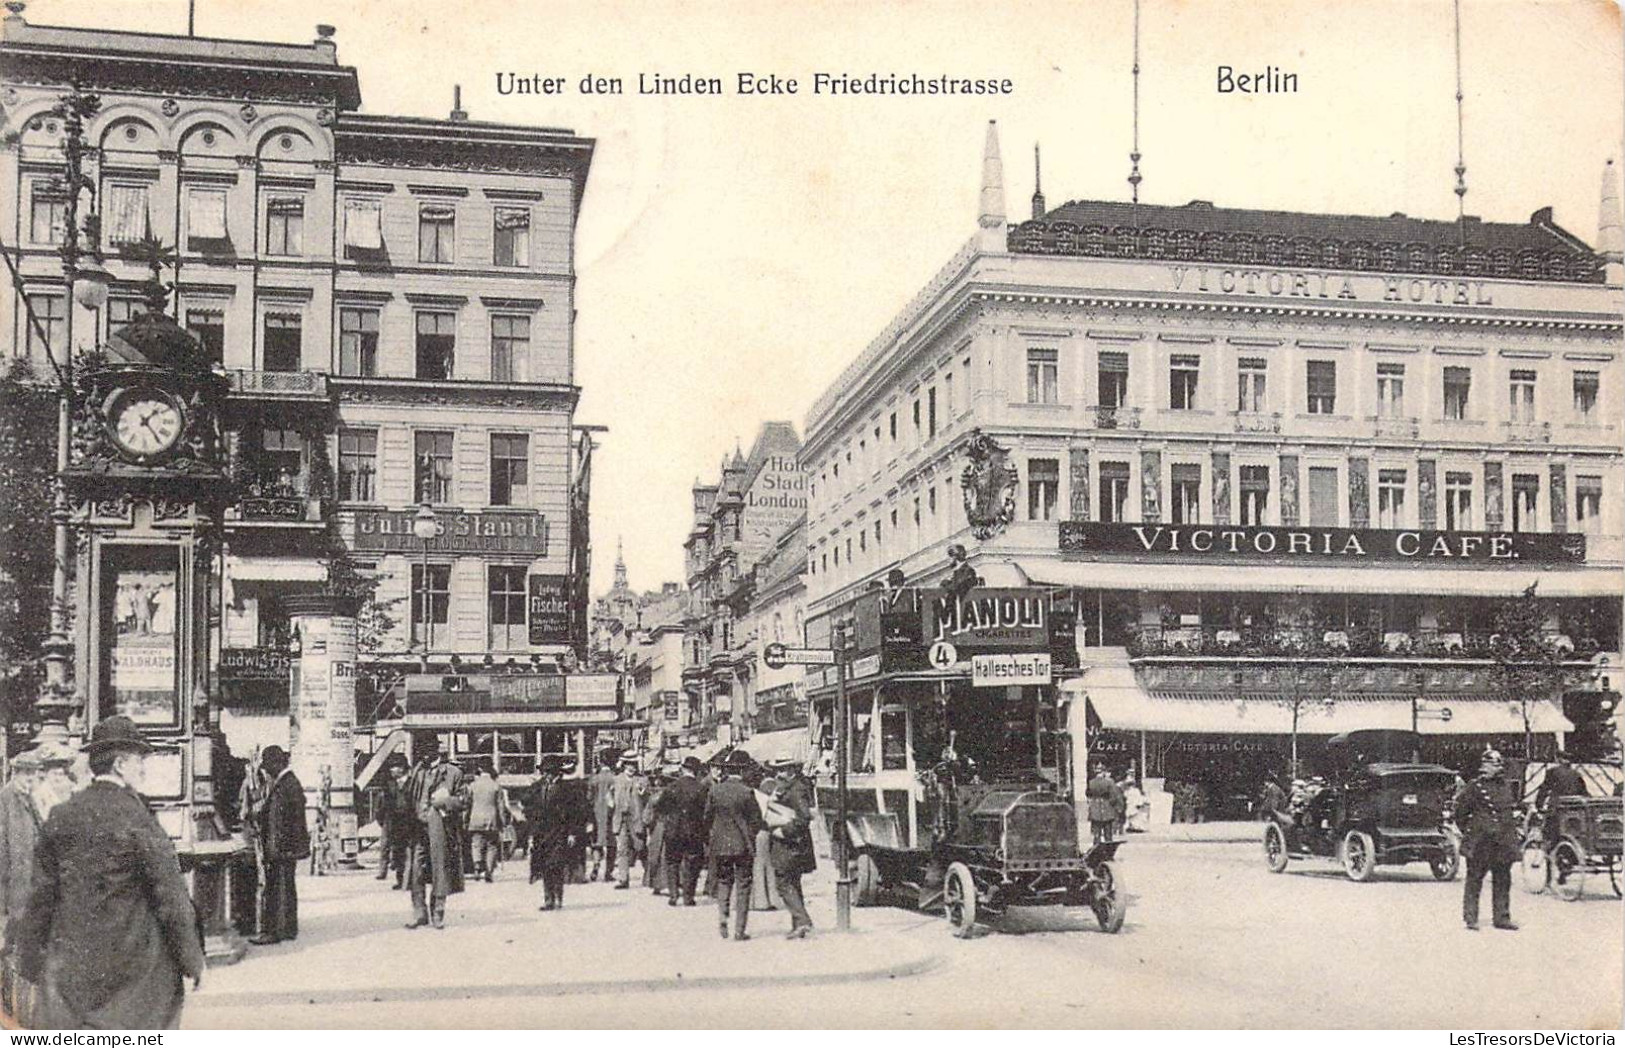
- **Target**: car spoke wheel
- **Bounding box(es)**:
[1263,822,1289,873]
[943,862,977,938]
[1090,860,1126,933]
[1520,844,1549,894]
[1551,839,1586,902]
[1340,830,1376,882]
[1430,840,1459,881]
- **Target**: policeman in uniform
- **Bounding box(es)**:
[1453,748,1521,931]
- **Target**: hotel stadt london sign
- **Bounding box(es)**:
[353,509,549,554]
[1058,521,1585,565]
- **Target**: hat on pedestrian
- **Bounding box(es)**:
[619,749,640,766]
[10,749,44,772]
[538,753,569,774]
[1479,748,1504,771]
[81,715,154,757]
[721,749,758,775]
[681,755,704,773]
[261,745,289,772]
[33,741,76,768]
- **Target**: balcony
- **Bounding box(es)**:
[1369,415,1420,440]
[1127,624,1603,662]
[225,472,327,528]
[1092,405,1142,430]
[1502,420,1552,444]
[1233,411,1282,435]
[228,369,330,401]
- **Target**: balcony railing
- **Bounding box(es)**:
[1369,415,1420,440]
[227,369,330,400]
[1127,624,1600,661]
[225,472,326,526]
[1233,411,1283,434]
[1093,405,1142,430]
[1503,420,1552,444]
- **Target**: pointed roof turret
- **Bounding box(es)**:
[613,536,628,590]
[1599,157,1622,284]
[978,120,1006,236]
[1031,143,1046,221]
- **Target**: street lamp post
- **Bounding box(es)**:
[38,86,109,742]
[412,502,437,673]
[833,620,852,932]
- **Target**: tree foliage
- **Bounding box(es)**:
[0,361,58,727]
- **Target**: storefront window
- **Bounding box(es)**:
[880,706,909,771]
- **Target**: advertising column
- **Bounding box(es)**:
[283,593,360,867]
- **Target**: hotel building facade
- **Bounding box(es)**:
[801,123,1623,832]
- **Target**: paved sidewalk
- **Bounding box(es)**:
[186,860,940,1027]
[1135,820,1262,843]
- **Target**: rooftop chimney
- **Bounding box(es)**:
[4,2,27,31]
[313,23,336,60]
[1031,143,1046,221]
[1599,157,1623,285]
[449,85,469,123]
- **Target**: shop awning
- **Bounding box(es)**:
[1026,560,1614,599]
[226,556,327,583]
[1420,698,1572,735]
[736,728,810,766]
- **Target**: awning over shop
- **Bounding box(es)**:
[1026,560,1613,599]
[736,728,810,766]
[1423,698,1572,735]
[226,556,327,583]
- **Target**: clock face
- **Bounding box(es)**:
[110,392,184,460]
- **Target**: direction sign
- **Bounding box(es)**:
[763,643,838,669]
[927,641,958,670]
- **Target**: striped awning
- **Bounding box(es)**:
[736,728,811,766]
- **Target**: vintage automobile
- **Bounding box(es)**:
[851,774,1125,938]
[1520,794,1624,901]
[1263,729,1460,882]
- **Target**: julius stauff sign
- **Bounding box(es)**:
[1059,521,1586,565]
[352,509,549,554]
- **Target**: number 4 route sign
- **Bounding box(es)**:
[762,643,838,669]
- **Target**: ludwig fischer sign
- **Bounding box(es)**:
[1059,521,1585,565]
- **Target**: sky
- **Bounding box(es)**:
[27,0,1625,594]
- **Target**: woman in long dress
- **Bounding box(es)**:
[749,774,783,911]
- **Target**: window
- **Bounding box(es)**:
[490,433,529,506]
[874,520,882,548]
[24,293,65,357]
[928,486,938,517]
[1575,475,1603,535]
[912,497,921,527]
[488,565,528,650]
[343,198,384,255]
[912,398,922,441]
[1170,464,1201,524]
[1239,465,1270,526]
[927,386,938,436]
[859,528,867,553]
[1444,471,1473,531]
[1508,369,1537,422]
[1377,362,1406,417]
[1443,366,1472,420]
[262,314,302,371]
[103,184,150,245]
[491,315,530,383]
[107,298,142,330]
[338,429,378,502]
[1027,458,1060,521]
[1307,466,1339,526]
[1306,360,1337,414]
[418,204,455,263]
[339,308,379,377]
[1237,357,1267,413]
[256,428,303,491]
[945,373,955,415]
[411,563,451,650]
[1377,468,1406,528]
[184,309,224,363]
[493,207,531,267]
[415,431,454,503]
[1511,473,1540,532]
[261,196,303,256]
[1169,354,1200,410]
[1099,461,1130,523]
[29,186,64,245]
[416,312,457,380]
[1027,347,1059,404]
[1573,370,1599,420]
[1098,351,1128,408]
[185,187,228,249]
[889,413,897,441]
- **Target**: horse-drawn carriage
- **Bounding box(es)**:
[1520,795,1624,901]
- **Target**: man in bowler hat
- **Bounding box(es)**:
[1454,748,1521,931]
[520,754,584,910]
[402,735,470,929]
[8,716,204,1029]
[655,755,710,906]
[704,750,766,941]
[252,745,308,945]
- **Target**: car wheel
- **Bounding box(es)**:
[1263,822,1289,873]
[854,853,881,907]
[1551,839,1587,902]
[1090,861,1126,934]
[943,862,978,938]
[1429,839,1459,881]
[1340,829,1376,882]
[1608,858,1621,899]
[1519,844,1549,894]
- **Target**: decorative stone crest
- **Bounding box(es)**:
[316,108,334,127]
[959,428,1018,541]
[161,98,179,118]
[238,103,258,124]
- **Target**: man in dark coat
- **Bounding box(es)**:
[1453,748,1521,931]
[252,745,308,945]
[521,755,584,910]
[402,736,470,930]
[1534,752,1589,845]
[9,716,205,1029]
[374,760,407,885]
[587,753,618,881]
[655,756,710,907]
[769,763,817,939]
[704,751,766,941]
[1086,766,1126,844]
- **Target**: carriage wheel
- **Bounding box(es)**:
[854,853,882,907]
[1551,839,1587,902]
[1340,830,1376,883]
[1429,839,1460,881]
[1090,860,1127,934]
[1519,843,1550,894]
[943,862,978,938]
[1263,822,1289,873]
